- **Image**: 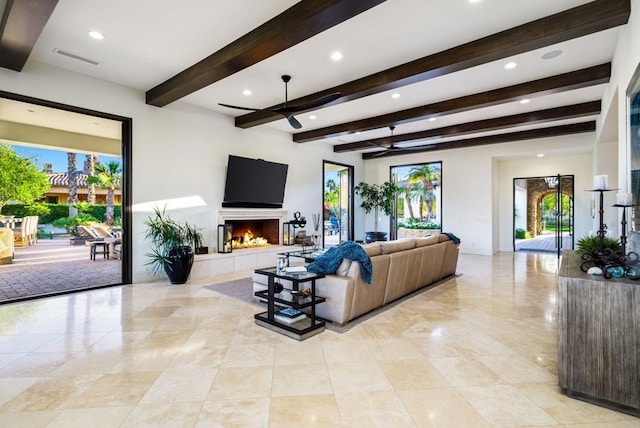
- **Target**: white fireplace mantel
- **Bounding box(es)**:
[217,209,288,245]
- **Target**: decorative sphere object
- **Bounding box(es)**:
[273,282,284,293]
[587,267,603,275]
[608,266,625,278]
[626,267,640,280]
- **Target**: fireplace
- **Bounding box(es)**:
[225,219,279,247]
[217,209,288,248]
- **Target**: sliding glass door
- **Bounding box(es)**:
[323,161,353,246]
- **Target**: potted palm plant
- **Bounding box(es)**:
[143,207,203,284]
[354,180,399,243]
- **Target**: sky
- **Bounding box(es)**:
[11,145,121,173]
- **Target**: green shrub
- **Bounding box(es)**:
[515,228,527,239]
[576,235,622,255]
[39,204,72,224]
[398,218,441,229]
[1,203,121,224]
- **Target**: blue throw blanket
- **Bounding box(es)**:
[307,241,373,284]
[442,232,461,245]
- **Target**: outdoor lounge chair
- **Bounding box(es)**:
[26,216,39,245]
[12,217,29,248]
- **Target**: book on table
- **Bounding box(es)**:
[274,307,306,324]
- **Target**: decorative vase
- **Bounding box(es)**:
[163,245,194,284]
[625,266,640,280]
[365,231,388,243]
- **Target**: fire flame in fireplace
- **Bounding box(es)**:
[232,229,269,249]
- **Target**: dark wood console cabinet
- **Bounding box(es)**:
[558,251,640,417]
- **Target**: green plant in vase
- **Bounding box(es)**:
[354,180,399,242]
[143,207,203,284]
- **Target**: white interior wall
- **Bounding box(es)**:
[594,140,620,237]
[0,61,364,282]
[514,181,527,232]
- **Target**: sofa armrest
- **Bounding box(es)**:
[315,275,355,325]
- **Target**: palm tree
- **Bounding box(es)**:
[407,165,440,220]
[66,152,78,205]
[87,161,121,225]
[396,181,417,220]
[84,154,98,204]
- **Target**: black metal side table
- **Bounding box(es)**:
[254,267,325,340]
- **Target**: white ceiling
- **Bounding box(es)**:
[3,0,623,156]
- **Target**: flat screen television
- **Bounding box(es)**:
[222,155,288,208]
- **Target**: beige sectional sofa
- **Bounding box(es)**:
[253,234,459,325]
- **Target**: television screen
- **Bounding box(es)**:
[222,155,288,208]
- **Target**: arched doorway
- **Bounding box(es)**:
[514,175,574,256]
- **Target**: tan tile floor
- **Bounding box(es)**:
[0,252,639,427]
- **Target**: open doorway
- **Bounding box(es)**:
[0,91,131,303]
[513,175,574,257]
[322,161,353,247]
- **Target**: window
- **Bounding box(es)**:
[391,162,442,239]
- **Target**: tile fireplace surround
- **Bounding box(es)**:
[190,209,292,280]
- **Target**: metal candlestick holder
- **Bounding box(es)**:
[580,188,640,279]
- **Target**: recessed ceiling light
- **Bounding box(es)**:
[468,0,482,3]
[520,99,530,104]
[309,115,317,120]
[428,117,437,122]
[242,89,252,96]
[542,50,563,60]
[355,131,362,135]
[88,31,104,40]
[537,154,545,158]
[331,51,343,61]
[391,93,401,99]
[504,61,517,70]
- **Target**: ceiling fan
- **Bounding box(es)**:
[370,126,435,157]
[218,75,341,129]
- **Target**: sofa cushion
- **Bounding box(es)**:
[380,238,416,254]
[336,258,351,276]
[361,242,381,257]
[415,235,440,247]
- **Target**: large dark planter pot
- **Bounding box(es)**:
[365,231,388,243]
[163,245,194,284]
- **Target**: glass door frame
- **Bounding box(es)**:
[0,90,132,286]
[512,174,575,256]
[322,160,353,246]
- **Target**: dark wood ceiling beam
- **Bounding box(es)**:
[0,0,58,71]
[295,63,610,143]
[236,0,629,128]
[145,0,386,107]
[362,122,595,159]
[335,100,601,152]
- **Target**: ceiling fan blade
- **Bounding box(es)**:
[295,92,342,111]
[392,144,436,151]
[371,150,389,157]
[286,115,302,129]
[274,92,342,114]
[218,103,261,112]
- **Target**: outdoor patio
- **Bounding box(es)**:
[515,231,574,253]
[0,238,122,304]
